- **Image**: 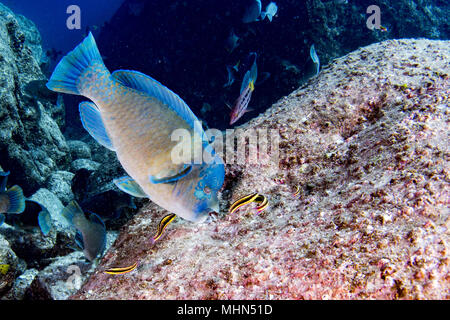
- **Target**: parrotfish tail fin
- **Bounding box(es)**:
[250,58,258,83]
[240,70,251,94]
[61,200,84,225]
[5,185,25,214]
[46,32,105,95]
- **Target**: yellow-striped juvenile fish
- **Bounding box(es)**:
[293,185,300,197]
[104,261,138,275]
[46,33,224,224]
[153,213,176,242]
[254,194,268,213]
[229,193,268,214]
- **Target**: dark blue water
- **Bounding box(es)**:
[2,0,449,132]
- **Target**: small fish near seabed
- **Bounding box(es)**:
[310,44,320,76]
[61,201,106,262]
[46,33,225,224]
[0,171,25,226]
[242,0,262,23]
[229,193,269,214]
[261,2,278,22]
[229,53,258,125]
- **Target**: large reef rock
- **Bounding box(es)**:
[0,3,68,195]
[72,39,449,300]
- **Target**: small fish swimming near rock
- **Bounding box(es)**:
[47,33,224,224]
[242,0,262,23]
[153,213,177,242]
[310,44,320,76]
[261,2,278,22]
[61,200,106,262]
[229,53,258,125]
[229,193,268,214]
[0,171,25,216]
[104,261,138,275]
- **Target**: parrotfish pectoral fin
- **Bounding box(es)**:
[113,176,147,198]
[0,213,5,226]
[46,32,103,95]
[5,185,25,214]
[149,165,192,184]
[79,101,115,151]
[112,70,203,134]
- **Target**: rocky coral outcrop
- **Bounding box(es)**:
[72,39,449,300]
[0,3,69,195]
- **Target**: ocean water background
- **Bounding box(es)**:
[3,0,449,133]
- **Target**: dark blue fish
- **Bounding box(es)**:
[61,201,106,262]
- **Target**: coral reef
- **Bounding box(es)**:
[73,39,449,300]
[0,3,68,194]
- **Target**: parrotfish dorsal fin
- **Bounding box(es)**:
[79,101,115,151]
[112,70,204,136]
[240,70,252,94]
[149,165,192,184]
[113,176,148,198]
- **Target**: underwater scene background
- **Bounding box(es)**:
[0,0,449,300]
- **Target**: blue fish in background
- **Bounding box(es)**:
[25,200,53,236]
[242,0,262,23]
[230,53,258,125]
[61,201,106,262]
[223,65,236,88]
[261,2,278,22]
[310,44,320,75]
[0,171,25,217]
[46,33,224,223]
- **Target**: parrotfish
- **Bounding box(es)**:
[261,2,278,22]
[242,0,262,23]
[230,53,258,125]
[0,170,25,216]
[310,44,320,75]
[47,33,224,224]
[61,200,106,262]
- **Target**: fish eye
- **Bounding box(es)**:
[203,186,211,194]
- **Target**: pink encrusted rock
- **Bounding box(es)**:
[72,39,449,300]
